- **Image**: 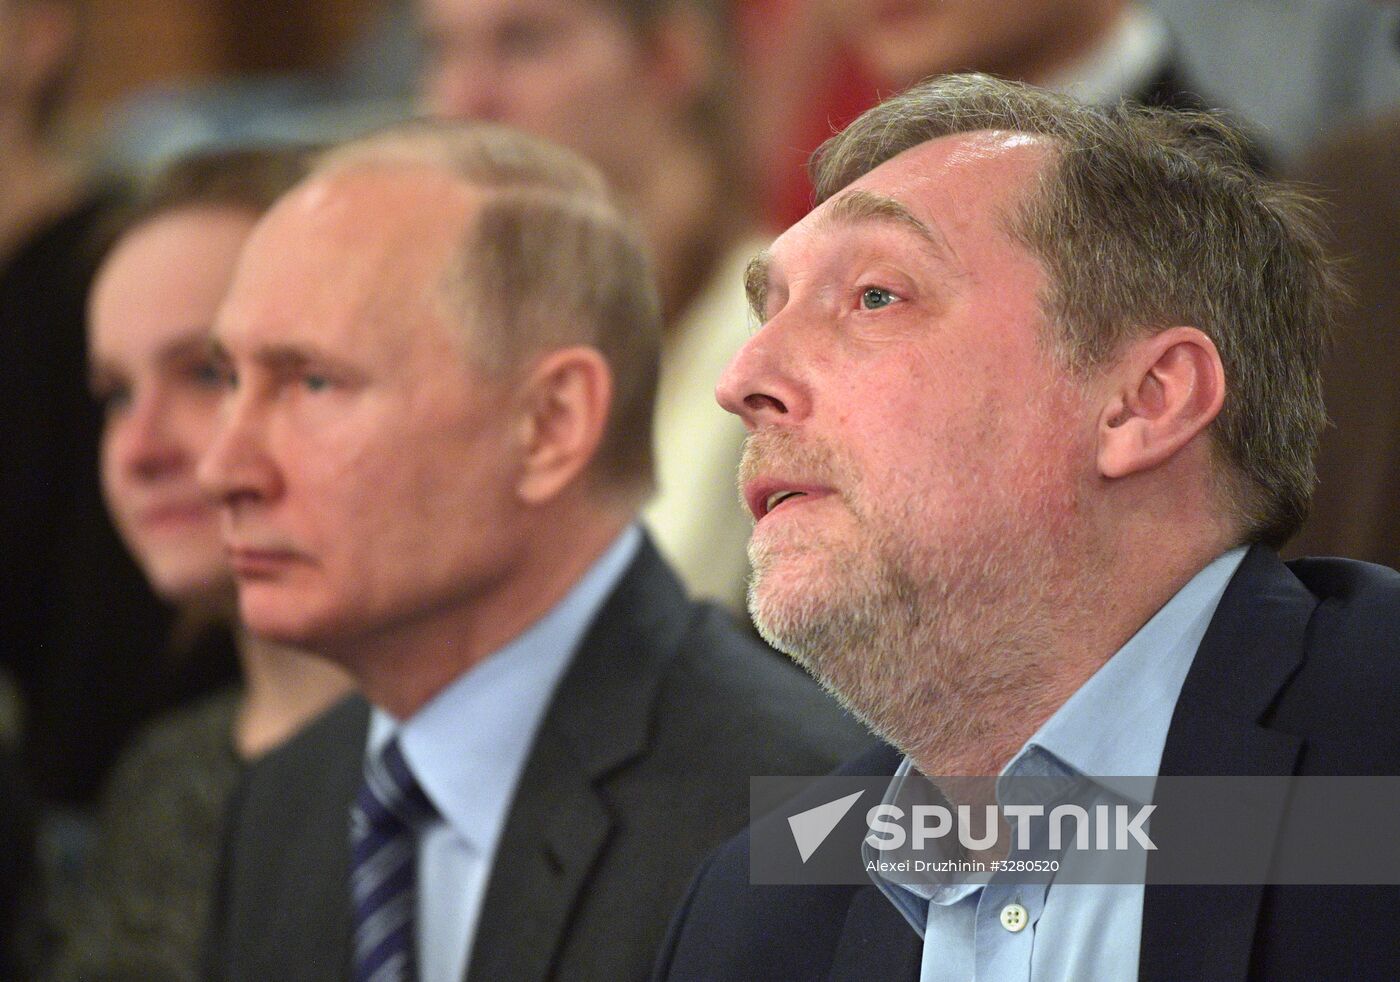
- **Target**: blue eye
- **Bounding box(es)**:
[303,373,331,392]
[860,287,898,310]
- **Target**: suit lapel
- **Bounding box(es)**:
[464,724,614,982]
[465,539,690,982]
[1140,547,1314,982]
[286,699,366,980]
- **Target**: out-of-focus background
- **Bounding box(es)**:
[45,1,1400,203]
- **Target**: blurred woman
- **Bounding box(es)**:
[46,148,353,982]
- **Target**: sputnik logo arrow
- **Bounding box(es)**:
[787,791,864,863]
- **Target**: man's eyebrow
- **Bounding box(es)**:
[248,344,315,372]
[818,189,955,264]
[744,249,771,322]
[744,190,960,321]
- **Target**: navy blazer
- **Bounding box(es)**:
[654,547,1400,981]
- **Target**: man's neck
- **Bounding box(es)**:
[234,631,355,759]
[902,527,1233,782]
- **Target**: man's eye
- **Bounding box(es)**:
[860,287,899,310]
[302,373,331,393]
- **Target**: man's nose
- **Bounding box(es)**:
[196,392,282,507]
[715,317,807,431]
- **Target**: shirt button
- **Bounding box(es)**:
[1000,902,1029,933]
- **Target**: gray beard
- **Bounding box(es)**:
[748,492,1078,777]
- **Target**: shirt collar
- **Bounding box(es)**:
[1009,546,1247,801]
[869,546,1247,922]
[367,524,642,857]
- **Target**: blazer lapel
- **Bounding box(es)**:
[1140,547,1315,982]
[465,538,689,982]
[815,744,920,982]
[464,724,614,982]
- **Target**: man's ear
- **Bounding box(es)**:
[1096,326,1226,479]
[514,347,613,506]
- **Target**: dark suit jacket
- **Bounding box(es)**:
[654,547,1400,981]
[206,537,871,982]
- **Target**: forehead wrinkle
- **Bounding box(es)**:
[818,189,959,271]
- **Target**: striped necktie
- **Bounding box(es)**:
[350,737,436,982]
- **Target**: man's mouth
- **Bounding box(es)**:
[746,480,828,521]
[765,490,807,515]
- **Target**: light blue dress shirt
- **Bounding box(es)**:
[366,525,641,982]
[870,546,1247,982]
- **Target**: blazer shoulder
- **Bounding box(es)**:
[210,695,366,982]
[1273,557,1400,767]
[240,694,368,794]
[1286,555,1400,646]
[654,743,909,982]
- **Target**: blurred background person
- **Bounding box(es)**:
[1286,106,1400,571]
[745,0,1233,227]
[740,0,1400,226]
[418,0,761,611]
[43,147,353,982]
[1150,0,1400,160]
[2,0,246,883]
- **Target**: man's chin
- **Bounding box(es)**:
[747,578,828,661]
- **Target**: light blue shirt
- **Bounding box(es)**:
[366,525,641,982]
[870,546,1247,982]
